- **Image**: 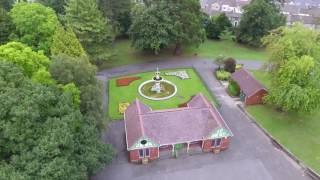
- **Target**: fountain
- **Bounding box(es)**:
[138,68,177,101]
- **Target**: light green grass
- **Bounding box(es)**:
[99,39,268,69]
[247,106,320,174]
[250,70,272,88]
[247,70,320,174]
[108,68,218,120]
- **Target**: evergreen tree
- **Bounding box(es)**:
[99,0,131,36]
[36,0,66,14]
[0,7,14,45]
[51,25,86,57]
[236,0,285,47]
[65,0,113,46]
[206,13,232,39]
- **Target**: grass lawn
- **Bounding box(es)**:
[250,70,271,88]
[247,70,320,174]
[99,39,268,69]
[108,68,218,120]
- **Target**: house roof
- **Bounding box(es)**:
[231,69,267,97]
[124,93,232,150]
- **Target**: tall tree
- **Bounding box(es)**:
[165,0,206,54]
[0,0,15,11]
[50,54,105,129]
[65,0,113,46]
[129,3,173,54]
[263,24,320,114]
[51,25,86,57]
[9,2,59,54]
[236,0,285,47]
[206,13,232,39]
[0,61,114,179]
[36,0,66,14]
[99,0,131,36]
[65,0,114,64]
[0,7,14,45]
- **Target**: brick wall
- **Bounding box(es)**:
[202,137,231,152]
[129,147,159,163]
[246,89,268,105]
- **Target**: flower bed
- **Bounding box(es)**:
[116,77,141,87]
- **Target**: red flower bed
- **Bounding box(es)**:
[116,77,141,87]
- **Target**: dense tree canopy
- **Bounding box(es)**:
[50,54,105,129]
[51,25,86,57]
[129,0,205,54]
[99,0,131,35]
[129,3,173,54]
[165,0,206,54]
[0,42,52,83]
[0,61,114,180]
[0,7,14,45]
[263,24,320,114]
[236,0,285,47]
[9,2,59,54]
[36,0,67,14]
[0,0,15,11]
[206,13,232,39]
[65,0,113,46]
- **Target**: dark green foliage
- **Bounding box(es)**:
[224,58,236,73]
[228,80,240,96]
[65,0,114,64]
[0,7,14,45]
[36,0,67,14]
[129,3,173,54]
[236,0,285,47]
[99,0,131,36]
[129,0,205,54]
[65,0,113,46]
[0,0,15,11]
[165,0,206,54]
[50,54,105,130]
[9,2,59,54]
[206,13,232,39]
[0,62,114,180]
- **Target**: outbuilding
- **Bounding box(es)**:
[231,69,268,105]
[124,93,233,163]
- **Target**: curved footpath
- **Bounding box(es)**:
[94,58,313,180]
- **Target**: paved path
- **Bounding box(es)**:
[93,58,312,180]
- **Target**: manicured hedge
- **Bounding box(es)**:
[228,80,240,96]
[216,70,231,81]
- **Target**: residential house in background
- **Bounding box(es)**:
[200,0,320,29]
[124,93,233,163]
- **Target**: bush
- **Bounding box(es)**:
[224,58,236,73]
[236,64,243,70]
[216,70,231,81]
[228,80,240,96]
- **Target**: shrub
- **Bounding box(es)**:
[228,80,240,96]
[224,58,236,73]
[216,70,231,81]
[236,64,243,70]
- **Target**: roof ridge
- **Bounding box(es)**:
[199,93,211,108]
[135,99,145,136]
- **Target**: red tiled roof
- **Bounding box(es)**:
[124,93,232,150]
[231,69,266,97]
